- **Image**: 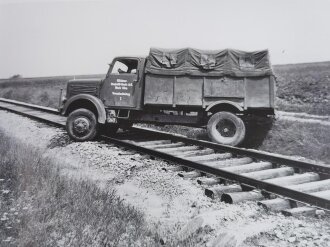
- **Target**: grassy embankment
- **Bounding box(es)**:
[274,61,330,115]
[0,129,206,246]
[0,129,156,246]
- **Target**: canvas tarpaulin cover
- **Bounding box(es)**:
[145,48,273,77]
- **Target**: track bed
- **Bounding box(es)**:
[0,97,329,215]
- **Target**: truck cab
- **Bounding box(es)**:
[101,57,145,110]
[61,48,275,146]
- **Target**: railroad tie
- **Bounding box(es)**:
[221,190,264,204]
[265,172,320,186]
[144,142,185,149]
[197,177,221,186]
[162,166,184,172]
[178,171,202,179]
[220,162,272,174]
[280,190,330,216]
[205,184,242,199]
[282,206,317,217]
[171,148,214,158]
[156,145,200,153]
[136,140,171,146]
[202,157,253,168]
[242,167,294,180]
[287,179,330,193]
[185,153,233,162]
[258,198,292,211]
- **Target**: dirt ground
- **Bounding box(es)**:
[0,110,329,246]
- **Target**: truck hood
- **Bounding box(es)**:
[66,78,102,98]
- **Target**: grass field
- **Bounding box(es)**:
[274,61,330,115]
[0,61,330,114]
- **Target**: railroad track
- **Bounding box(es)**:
[0,97,330,216]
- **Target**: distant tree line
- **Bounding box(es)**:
[9,74,22,79]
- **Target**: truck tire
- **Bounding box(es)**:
[66,109,99,141]
[207,111,246,146]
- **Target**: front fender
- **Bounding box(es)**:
[61,94,106,123]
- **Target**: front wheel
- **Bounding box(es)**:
[66,109,99,141]
[207,111,246,146]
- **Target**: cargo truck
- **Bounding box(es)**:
[60,48,275,146]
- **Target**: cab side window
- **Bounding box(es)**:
[111,61,128,74]
[110,59,138,74]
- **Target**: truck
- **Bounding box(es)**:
[59,48,275,146]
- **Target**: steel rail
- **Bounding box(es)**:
[0,102,64,128]
[0,97,59,114]
[0,98,329,210]
[102,135,330,210]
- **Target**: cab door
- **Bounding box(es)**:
[101,59,140,109]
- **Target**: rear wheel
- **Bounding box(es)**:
[207,111,246,146]
[66,109,99,141]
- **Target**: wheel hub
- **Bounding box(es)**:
[216,119,237,138]
[73,117,90,134]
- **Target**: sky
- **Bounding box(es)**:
[1,0,330,78]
